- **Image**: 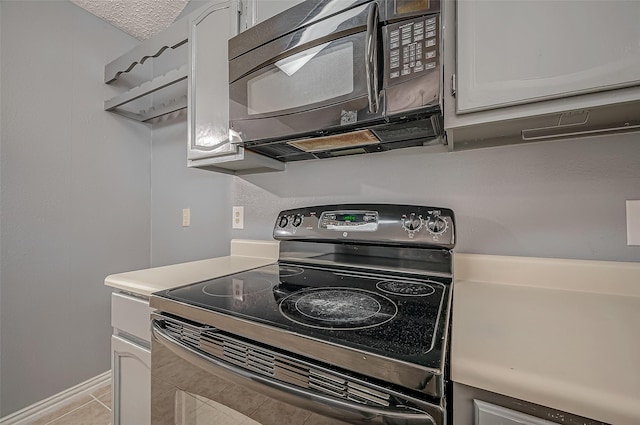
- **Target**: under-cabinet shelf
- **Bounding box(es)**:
[104,18,188,84]
[104,65,188,122]
[104,8,191,123]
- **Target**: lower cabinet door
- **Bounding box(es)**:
[112,335,151,425]
[475,400,556,425]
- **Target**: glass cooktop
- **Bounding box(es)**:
[154,263,451,369]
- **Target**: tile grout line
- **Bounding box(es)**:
[91,395,112,412]
[42,399,96,425]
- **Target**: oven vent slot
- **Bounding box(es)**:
[164,318,200,348]
[200,330,276,376]
[161,318,393,408]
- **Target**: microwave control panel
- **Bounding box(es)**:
[385,14,440,84]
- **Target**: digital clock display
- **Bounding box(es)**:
[319,211,378,231]
[338,214,358,222]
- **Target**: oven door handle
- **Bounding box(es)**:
[365,2,380,114]
[152,322,439,425]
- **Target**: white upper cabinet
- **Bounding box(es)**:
[444,0,640,148]
[187,1,285,173]
[456,0,640,114]
[188,2,237,160]
[247,0,307,28]
[104,1,284,174]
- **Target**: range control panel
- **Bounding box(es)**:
[274,204,454,249]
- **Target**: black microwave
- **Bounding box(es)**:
[228,0,444,162]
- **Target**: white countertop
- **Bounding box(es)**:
[105,243,640,423]
[104,239,279,296]
[452,254,640,425]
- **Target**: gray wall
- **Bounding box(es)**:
[148,0,232,268]
[231,133,640,263]
[150,117,232,267]
[148,1,231,267]
[0,0,3,406]
[0,1,152,416]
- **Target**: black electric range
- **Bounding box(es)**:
[155,262,451,370]
[150,204,455,424]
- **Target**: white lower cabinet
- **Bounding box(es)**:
[111,292,153,425]
[454,383,604,425]
[112,335,151,425]
[474,400,555,425]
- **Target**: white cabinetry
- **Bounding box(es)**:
[111,292,153,425]
[187,1,284,173]
[444,0,640,148]
[103,1,283,175]
[474,400,556,425]
[247,0,307,27]
[456,1,640,114]
[453,383,605,425]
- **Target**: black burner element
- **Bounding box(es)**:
[376,280,436,297]
[296,290,380,322]
[279,266,304,277]
[202,278,272,297]
[279,287,398,330]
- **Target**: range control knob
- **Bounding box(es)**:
[402,213,423,235]
[278,216,289,228]
[292,215,303,227]
[426,216,448,234]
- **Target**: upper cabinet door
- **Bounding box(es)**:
[248,0,307,27]
[188,1,238,160]
[456,0,640,114]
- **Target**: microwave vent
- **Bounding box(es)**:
[287,130,380,153]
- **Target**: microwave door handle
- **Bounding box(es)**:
[365,3,380,114]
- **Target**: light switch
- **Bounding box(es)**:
[626,200,640,246]
[233,206,244,229]
[182,208,191,227]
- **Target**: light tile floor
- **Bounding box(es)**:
[27,384,111,425]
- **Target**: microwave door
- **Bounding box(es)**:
[229,3,383,144]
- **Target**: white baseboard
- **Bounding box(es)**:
[0,371,111,425]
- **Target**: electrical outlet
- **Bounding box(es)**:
[627,200,640,246]
[182,208,190,227]
[233,206,244,229]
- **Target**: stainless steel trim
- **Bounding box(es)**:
[278,256,453,278]
[451,74,456,97]
[365,3,380,113]
[274,205,455,250]
[152,322,440,425]
[150,295,447,397]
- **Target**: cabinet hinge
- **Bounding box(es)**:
[236,0,244,32]
[451,74,456,97]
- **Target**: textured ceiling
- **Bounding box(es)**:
[71,0,189,40]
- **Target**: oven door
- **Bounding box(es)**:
[228,2,383,144]
[151,319,442,425]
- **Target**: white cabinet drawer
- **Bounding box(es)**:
[111,292,153,342]
[474,400,556,425]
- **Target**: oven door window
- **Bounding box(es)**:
[175,390,260,425]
